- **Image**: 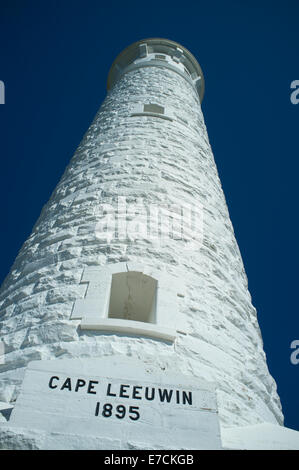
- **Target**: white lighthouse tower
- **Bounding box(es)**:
[0,38,298,450]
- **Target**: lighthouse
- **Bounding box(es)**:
[0,38,298,450]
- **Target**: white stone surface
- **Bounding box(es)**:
[0,38,284,449]
[222,423,299,450]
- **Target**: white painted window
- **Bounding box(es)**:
[155,54,166,60]
[143,103,165,114]
[108,272,157,324]
[131,103,172,121]
[71,263,180,341]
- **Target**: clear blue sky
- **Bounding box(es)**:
[0,0,298,431]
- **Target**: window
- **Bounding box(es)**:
[131,104,172,121]
[108,272,157,323]
[143,104,164,114]
[155,54,166,60]
[71,264,178,341]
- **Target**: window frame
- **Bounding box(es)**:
[71,263,178,341]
